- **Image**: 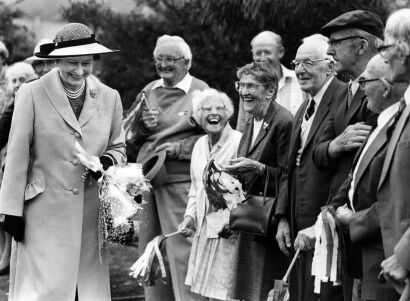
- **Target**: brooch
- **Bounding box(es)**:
[89,88,98,98]
[263,122,270,130]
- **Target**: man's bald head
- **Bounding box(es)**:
[360,54,407,113]
[251,31,284,69]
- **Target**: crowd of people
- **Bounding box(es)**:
[0,6,408,301]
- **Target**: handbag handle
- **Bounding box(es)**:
[262,169,270,205]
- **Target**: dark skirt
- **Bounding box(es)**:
[232,232,288,300]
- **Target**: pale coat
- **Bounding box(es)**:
[0,68,126,301]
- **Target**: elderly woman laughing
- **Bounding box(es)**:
[178,88,242,301]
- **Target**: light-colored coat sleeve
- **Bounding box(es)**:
[395,225,410,271]
[0,85,34,216]
[184,141,199,224]
[104,90,126,164]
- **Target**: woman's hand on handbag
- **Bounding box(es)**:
[276,217,292,256]
[294,225,316,252]
[178,216,195,237]
[218,224,234,239]
[3,214,24,242]
[223,157,263,175]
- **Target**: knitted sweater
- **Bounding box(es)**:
[134,76,209,182]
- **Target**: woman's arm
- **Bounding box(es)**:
[0,85,34,217]
[104,90,126,164]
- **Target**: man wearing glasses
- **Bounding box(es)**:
[311,10,384,300]
[275,34,345,301]
[126,35,208,301]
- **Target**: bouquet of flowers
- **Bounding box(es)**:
[75,142,151,258]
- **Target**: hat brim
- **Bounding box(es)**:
[25,55,55,63]
[35,43,118,58]
[141,151,168,188]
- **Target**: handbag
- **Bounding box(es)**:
[229,170,277,235]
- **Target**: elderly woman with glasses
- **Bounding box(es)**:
[374,8,410,297]
[0,23,126,300]
[177,88,242,301]
[223,62,293,300]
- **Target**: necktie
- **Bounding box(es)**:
[305,98,316,121]
[347,83,353,109]
[386,99,407,141]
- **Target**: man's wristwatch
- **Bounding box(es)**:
[257,163,265,175]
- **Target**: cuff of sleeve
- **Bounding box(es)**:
[395,236,410,271]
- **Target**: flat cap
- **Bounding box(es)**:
[321,10,384,39]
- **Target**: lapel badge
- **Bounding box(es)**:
[89,88,98,99]
[178,111,188,117]
[263,121,270,131]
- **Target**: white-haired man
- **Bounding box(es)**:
[275,34,345,301]
[126,35,208,301]
[236,30,304,131]
[376,8,410,297]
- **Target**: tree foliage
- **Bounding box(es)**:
[0,1,36,63]
[61,0,389,125]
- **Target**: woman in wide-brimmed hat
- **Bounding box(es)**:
[0,23,126,301]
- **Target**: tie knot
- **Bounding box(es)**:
[305,98,316,121]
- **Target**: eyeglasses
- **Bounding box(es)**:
[234,81,267,92]
[327,36,366,47]
[358,77,382,89]
[290,58,329,70]
[200,105,226,113]
[153,56,184,65]
[377,43,395,58]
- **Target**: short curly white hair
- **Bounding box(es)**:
[6,62,37,83]
[192,88,234,124]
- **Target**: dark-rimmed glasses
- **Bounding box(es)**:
[328,36,367,47]
[200,105,226,113]
[290,58,329,70]
[377,43,395,58]
[234,81,267,93]
[358,77,382,89]
[153,56,184,65]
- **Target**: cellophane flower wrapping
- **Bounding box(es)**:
[98,164,151,259]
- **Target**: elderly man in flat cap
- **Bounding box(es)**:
[309,9,383,301]
[236,31,304,131]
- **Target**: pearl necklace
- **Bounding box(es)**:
[63,81,85,99]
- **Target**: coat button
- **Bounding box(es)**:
[72,159,79,166]
[74,132,80,138]
[72,188,79,195]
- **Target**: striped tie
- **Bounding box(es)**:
[305,98,316,121]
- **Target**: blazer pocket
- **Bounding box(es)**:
[24,171,46,201]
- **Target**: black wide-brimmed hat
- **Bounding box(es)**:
[35,23,117,58]
[321,10,384,40]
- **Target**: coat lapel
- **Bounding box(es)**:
[354,124,388,188]
[304,78,337,149]
[42,69,82,135]
[288,101,306,158]
[237,117,253,158]
[378,105,410,189]
[247,102,278,155]
[344,89,365,126]
[78,75,101,127]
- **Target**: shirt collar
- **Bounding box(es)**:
[209,123,233,155]
[349,78,360,96]
[378,101,401,128]
[404,85,410,106]
[310,76,334,106]
[152,72,192,94]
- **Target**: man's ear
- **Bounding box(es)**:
[278,46,285,60]
[327,60,335,75]
[267,86,276,99]
[358,39,369,56]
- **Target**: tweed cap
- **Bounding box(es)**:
[321,10,384,39]
[35,23,117,58]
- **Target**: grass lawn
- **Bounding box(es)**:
[0,243,144,301]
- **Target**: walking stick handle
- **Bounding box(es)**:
[283,248,300,282]
[164,231,180,238]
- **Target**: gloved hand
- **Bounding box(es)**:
[134,195,143,204]
[4,215,25,242]
[218,224,234,239]
[89,155,115,180]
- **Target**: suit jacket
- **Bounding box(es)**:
[238,100,293,196]
[313,88,378,201]
[377,101,410,268]
[276,77,345,233]
[331,122,399,300]
[0,69,126,301]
